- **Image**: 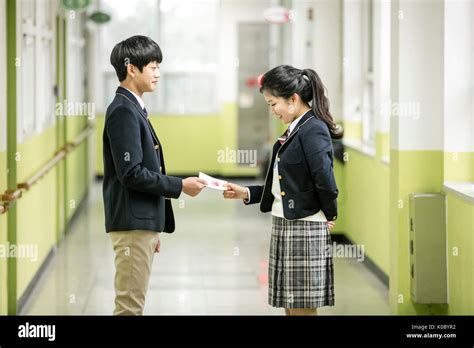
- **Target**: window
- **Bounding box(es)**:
[100,0,160,111]
[373,0,391,161]
[16,0,56,143]
[158,0,218,114]
[361,0,375,146]
[67,11,86,106]
[99,0,218,114]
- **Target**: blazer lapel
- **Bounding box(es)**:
[115,87,161,146]
[279,111,314,150]
[116,87,147,119]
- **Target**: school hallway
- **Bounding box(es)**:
[1,0,473,320]
[20,180,389,315]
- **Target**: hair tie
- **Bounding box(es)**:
[257,74,264,87]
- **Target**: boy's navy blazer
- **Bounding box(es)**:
[102,87,182,233]
[246,111,339,221]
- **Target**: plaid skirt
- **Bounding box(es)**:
[268,216,335,308]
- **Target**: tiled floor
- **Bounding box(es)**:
[21,180,389,315]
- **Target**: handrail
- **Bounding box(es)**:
[2,189,22,202]
[17,150,67,190]
[1,124,95,205]
[67,124,94,148]
[16,125,94,191]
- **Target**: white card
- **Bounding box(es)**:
[199,172,228,191]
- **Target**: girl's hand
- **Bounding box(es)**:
[327,221,335,231]
[223,183,249,200]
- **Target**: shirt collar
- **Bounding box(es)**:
[122,87,145,110]
[288,109,311,134]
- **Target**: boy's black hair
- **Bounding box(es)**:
[110,35,163,82]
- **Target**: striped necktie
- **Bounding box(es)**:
[278,127,291,144]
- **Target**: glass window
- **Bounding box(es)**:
[17,0,56,143]
[361,0,375,146]
[158,0,218,114]
[100,0,160,110]
[67,11,86,105]
[99,0,218,114]
[37,0,55,129]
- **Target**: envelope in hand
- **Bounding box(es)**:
[199,172,228,191]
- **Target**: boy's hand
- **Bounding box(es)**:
[182,177,207,197]
[154,237,161,253]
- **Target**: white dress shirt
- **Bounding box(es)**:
[123,87,146,110]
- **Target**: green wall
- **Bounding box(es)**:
[389,150,448,315]
[16,126,59,298]
[340,121,473,316]
[66,118,89,221]
[0,150,7,315]
[446,192,474,314]
[332,160,346,234]
[444,152,474,182]
[341,147,390,274]
[0,0,92,313]
[440,126,473,314]
[6,119,92,306]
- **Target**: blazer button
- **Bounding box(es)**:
[281,191,286,197]
[154,144,159,150]
[278,175,282,180]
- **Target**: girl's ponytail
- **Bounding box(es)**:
[303,68,343,139]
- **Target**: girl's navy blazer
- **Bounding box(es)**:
[246,111,339,221]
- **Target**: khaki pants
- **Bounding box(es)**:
[109,230,160,315]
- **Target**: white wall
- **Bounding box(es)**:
[390,0,444,151]
[311,0,343,123]
[217,0,273,104]
[444,0,473,153]
[342,0,363,124]
[342,0,391,137]
[373,0,390,134]
[290,0,313,68]
[86,0,103,114]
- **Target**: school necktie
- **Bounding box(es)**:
[142,107,160,147]
[278,127,291,144]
